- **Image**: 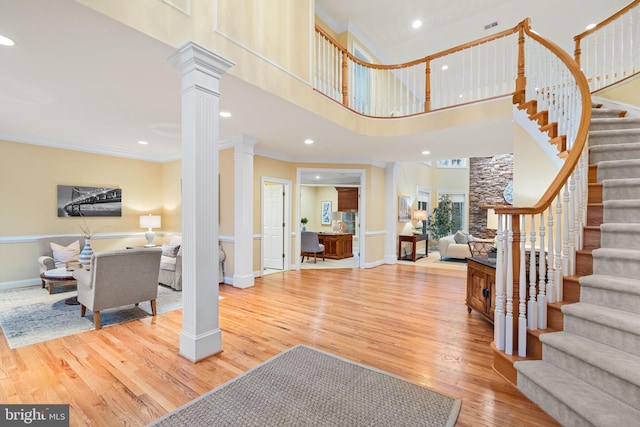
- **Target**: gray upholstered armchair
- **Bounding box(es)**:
[37,236,86,285]
[158,235,226,289]
[72,248,161,329]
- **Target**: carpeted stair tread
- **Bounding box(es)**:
[592,247,640,278]
[591,108,627,118]
[597,159,640,180]
[580,274,640,314]
[562,302,640,338]
[590,117,640,130]
[516,360,640,427]
[590,142,640,163]
[540,331,640,390]
[599,223,640,250]
[603,200,640,224]
[602,178,640,200]
[589,128,640,146]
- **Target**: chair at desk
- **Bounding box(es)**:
[301,232,325,263]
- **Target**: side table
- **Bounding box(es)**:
[398,233,429,262]
[40,268,77,295]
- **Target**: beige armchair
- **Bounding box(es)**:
[72,248,161,329]
[37,236,86,286]
[158,235,226,289]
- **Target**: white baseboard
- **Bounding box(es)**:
[0,278,40,290]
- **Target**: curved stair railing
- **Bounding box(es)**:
[574,0,640,93]
[314,19,592,365]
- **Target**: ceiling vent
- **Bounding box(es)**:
[484,21,498,30]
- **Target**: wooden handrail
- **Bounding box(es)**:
[574,0,640,66]
[494,22,592,217]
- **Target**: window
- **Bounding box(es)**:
[437,191,467,232]
[417,186,430,213]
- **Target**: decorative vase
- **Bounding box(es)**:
[79,239,93,265]
[301,225,306,232]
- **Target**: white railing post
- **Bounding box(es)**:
[505,215,514,356]
[547,203,556,304]
[519,215,528,357]
[538,211,548,329]
[556,193,564,302]
[528,215,538,331]
[494,214,506,351]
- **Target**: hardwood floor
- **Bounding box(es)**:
[0,264,560,426]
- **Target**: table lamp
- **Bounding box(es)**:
[412,210,428,234]
[140,214,161,247]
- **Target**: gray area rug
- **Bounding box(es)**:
[0,283,182,349]
[148,345,461,427]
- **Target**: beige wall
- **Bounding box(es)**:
[597,76,640,108]
[512,124,558,206]
[0,140,173,284]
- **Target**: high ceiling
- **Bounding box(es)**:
[0,0,630,165]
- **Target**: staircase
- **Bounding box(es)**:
[515,103,640,426]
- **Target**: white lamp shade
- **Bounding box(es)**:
[140,214,161,230]
[486,209,499,230]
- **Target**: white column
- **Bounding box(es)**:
[169,42,234,362]
[384,162,399,264]
[233,135,257,288]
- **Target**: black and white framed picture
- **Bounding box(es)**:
[57,185,122,217]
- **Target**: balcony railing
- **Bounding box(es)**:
[574,0,640,92]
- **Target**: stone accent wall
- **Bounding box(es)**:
[469,154,513,238]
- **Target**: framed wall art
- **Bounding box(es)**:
[321,201,332,225]
[398,195,411,222]
[436,158,467,168]
[57,185,122,217]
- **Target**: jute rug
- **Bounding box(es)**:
[0,283,183,349]
[148,345,461,427]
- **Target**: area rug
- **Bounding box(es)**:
[148,344,461,427]
[0,283,182,349]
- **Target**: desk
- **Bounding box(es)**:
[317,233,353,259]
[398,234,429,262]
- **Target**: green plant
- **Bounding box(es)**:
[429,194,455,239]
[300,217,308,225]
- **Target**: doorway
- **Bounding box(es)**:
[262,178,291,275]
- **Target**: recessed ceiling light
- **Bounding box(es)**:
[412,20,422,29]
[219,111,232,118]
[138,140,149,145]
[459,94,464,98]
[586,23,597,30]
[304,139,314,145]
[422,150,431,155]
[0,34,15,46]
[441,65,449,71]
[315,175,321,180]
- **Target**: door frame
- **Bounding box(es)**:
[261,177,292,275]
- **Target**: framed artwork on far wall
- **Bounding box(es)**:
[321,201,332,225]
[57,185,122,217]
[436,158,467,168]
[398,196,411,222]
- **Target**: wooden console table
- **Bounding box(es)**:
[397,233,429,262]
[466,257,497,325]
[317,233,353,260]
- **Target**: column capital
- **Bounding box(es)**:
[169,41,235,79]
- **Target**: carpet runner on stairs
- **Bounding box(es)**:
[515,101,640,426]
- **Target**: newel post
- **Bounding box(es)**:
[513,23,526,105]
[341,51,348,107]
[574,36,582,68]
[424,58,431,112]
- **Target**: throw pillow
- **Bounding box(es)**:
[50,241,80,266]
[453,230,468,244]
[162,244,181,258]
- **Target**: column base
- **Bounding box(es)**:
[179,328,222,362]
[233,273,255,289]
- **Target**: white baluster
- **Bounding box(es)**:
[505,215,514,356]
[494,214,505,351]
[528,215,538,331]
[519,215,528,357]
[538,211,547,329]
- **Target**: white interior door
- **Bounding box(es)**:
[263,183,284,270]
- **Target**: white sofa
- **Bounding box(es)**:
[158,235,226,290]
[438,231,493,260]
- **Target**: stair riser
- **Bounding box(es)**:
[591,147,640,164]
[588,185,602,203]
[517,373,591,427]
[575,253,593,276]
[589,131,640,146]
[604,206,640,223]
[586,206,603,226]
[598,164,640,180]
[547,304,564,330]
[581,286,640,315]
[601,230,640,251]
[582,228,601,251]
[591,109,626,118]
[542,344,640,409]
[563,315,640,356]
[562,278,581,304]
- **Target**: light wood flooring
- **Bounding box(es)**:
[0,263,560,426]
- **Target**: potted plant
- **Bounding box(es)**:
[300,217,308,232]
[429,194,455,240]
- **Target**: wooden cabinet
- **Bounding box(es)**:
[318,233,353,259]
[466,257,496,325]
[335,187,358,212]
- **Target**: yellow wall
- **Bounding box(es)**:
[512,124,558,206]
[597,76,640,107]
[0,140,173,283]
